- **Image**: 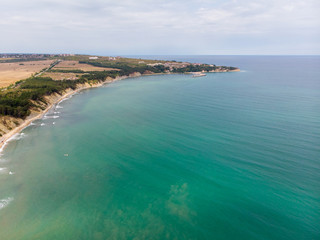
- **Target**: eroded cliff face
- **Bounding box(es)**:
[129,72,142,78]
[0,69,225,142]
[0,116,24,137]
[0,81,108,139]
[0,92,66,137]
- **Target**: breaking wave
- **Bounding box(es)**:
[0,197,13,210]
[43,115,60,120]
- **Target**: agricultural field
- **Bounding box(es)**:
[0,60,54,87]
[42,72,82,81]
[0,54,238,119]
[53,61,120,72]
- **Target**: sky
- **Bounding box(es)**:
[0,0,319,55]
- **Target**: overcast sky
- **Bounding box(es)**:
[1,0,319,55]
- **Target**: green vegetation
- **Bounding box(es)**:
[79,60,168,75]
[0,55,238,119]
[0,58,47,63]
[0,72,121,118]
[172,65,216,73]
[171,65,238,73]
[49,69,85,73]
[0,77,77,118]
[80,71,120,81]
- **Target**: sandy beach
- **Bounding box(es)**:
[0,75,129,152]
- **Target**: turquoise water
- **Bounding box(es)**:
[0,56,319,239]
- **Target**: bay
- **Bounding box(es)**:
[0,56,319,240]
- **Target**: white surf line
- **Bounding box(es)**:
[0,74,134,152]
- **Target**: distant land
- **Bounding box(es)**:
[0,53,239,149]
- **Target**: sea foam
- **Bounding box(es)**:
[58,93,76,104]
[43,115,60,120]
[0,197,13,210]
[10,133,26,141]
[3,133,27,145]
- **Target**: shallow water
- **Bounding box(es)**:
[0,56,319,239]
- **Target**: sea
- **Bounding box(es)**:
[0,56,319,240]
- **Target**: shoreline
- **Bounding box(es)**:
[0,74,130,152]
[0,69,240,152]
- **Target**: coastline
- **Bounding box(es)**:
[0,74,130,152]
[0,69,240,152]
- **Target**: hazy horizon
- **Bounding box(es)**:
[1,53,320,56]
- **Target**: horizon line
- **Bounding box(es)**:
[1,53,320,56]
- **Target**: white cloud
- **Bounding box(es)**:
[0,0,319,54]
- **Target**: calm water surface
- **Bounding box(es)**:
[0,56,319,239]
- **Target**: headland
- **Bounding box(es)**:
[0,54,239,150]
